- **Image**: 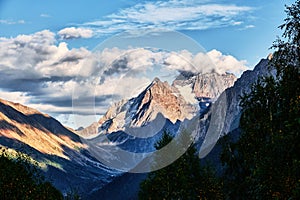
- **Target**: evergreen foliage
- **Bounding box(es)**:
[221,1,300,199]
[139,131,223,199]
[0,149,63,200]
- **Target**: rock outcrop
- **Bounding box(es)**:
[173,72,236,99]
[81,72,236,138]
[217,57,276,135]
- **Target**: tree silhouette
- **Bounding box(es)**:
[0,149,63,200]
[139,131,223,199]
[221,1,300,199]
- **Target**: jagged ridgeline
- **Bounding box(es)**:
[79,72,236,137]
[0,57,274,199]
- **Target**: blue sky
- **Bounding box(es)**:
[0,0,295,128]
[0,0,293,65]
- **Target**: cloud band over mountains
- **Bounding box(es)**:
[0,29,248,128]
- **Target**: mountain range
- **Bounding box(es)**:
[0,56,273,199]
[79,72,236,137]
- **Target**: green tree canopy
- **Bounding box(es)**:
[0,149,63,200]
[221,1,300,199]
[139,131,223,200]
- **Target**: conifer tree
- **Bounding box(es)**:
[139,131,223,199]
[0,150,63,200]
[221,1,300,199]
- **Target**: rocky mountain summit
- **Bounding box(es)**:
[0,56,275,199]
[100,78,196,132]
[80,72,236,138]
[85,56,275,199]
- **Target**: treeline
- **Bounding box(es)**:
[0,148,63,199]
[139,1,300,199]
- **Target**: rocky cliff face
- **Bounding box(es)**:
[81,72,236,138]
[173,72,236,100]
[100,78,196,130]
[86,57,277,199]
[195,58,276,158]
[216,57,276,136]
[0,57,276,199]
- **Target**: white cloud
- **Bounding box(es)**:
[58,27,93,39]
[0,30,248,128]
[111,3,250,23]
[164,49,248,75]
[0,90,31,105]
[207,49,248,75]
[103,76,151,100]
[245,25,255,29]
[0,19,25,25]
[55,114,101,130]
[27,103,73,114]
[242,24,255,30]
[232,21,243,25]
[40,13,51,18]
[0,30,94,79]
[81,0,254,36]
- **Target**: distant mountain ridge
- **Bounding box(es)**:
[0,98,119,197]
[173,72,236,99]
[86,56,275,199]
[0,57,275,199]
[79,72,236,138]
[0,98,81,158]
[80,77,197,137]
[218,57,275,135]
